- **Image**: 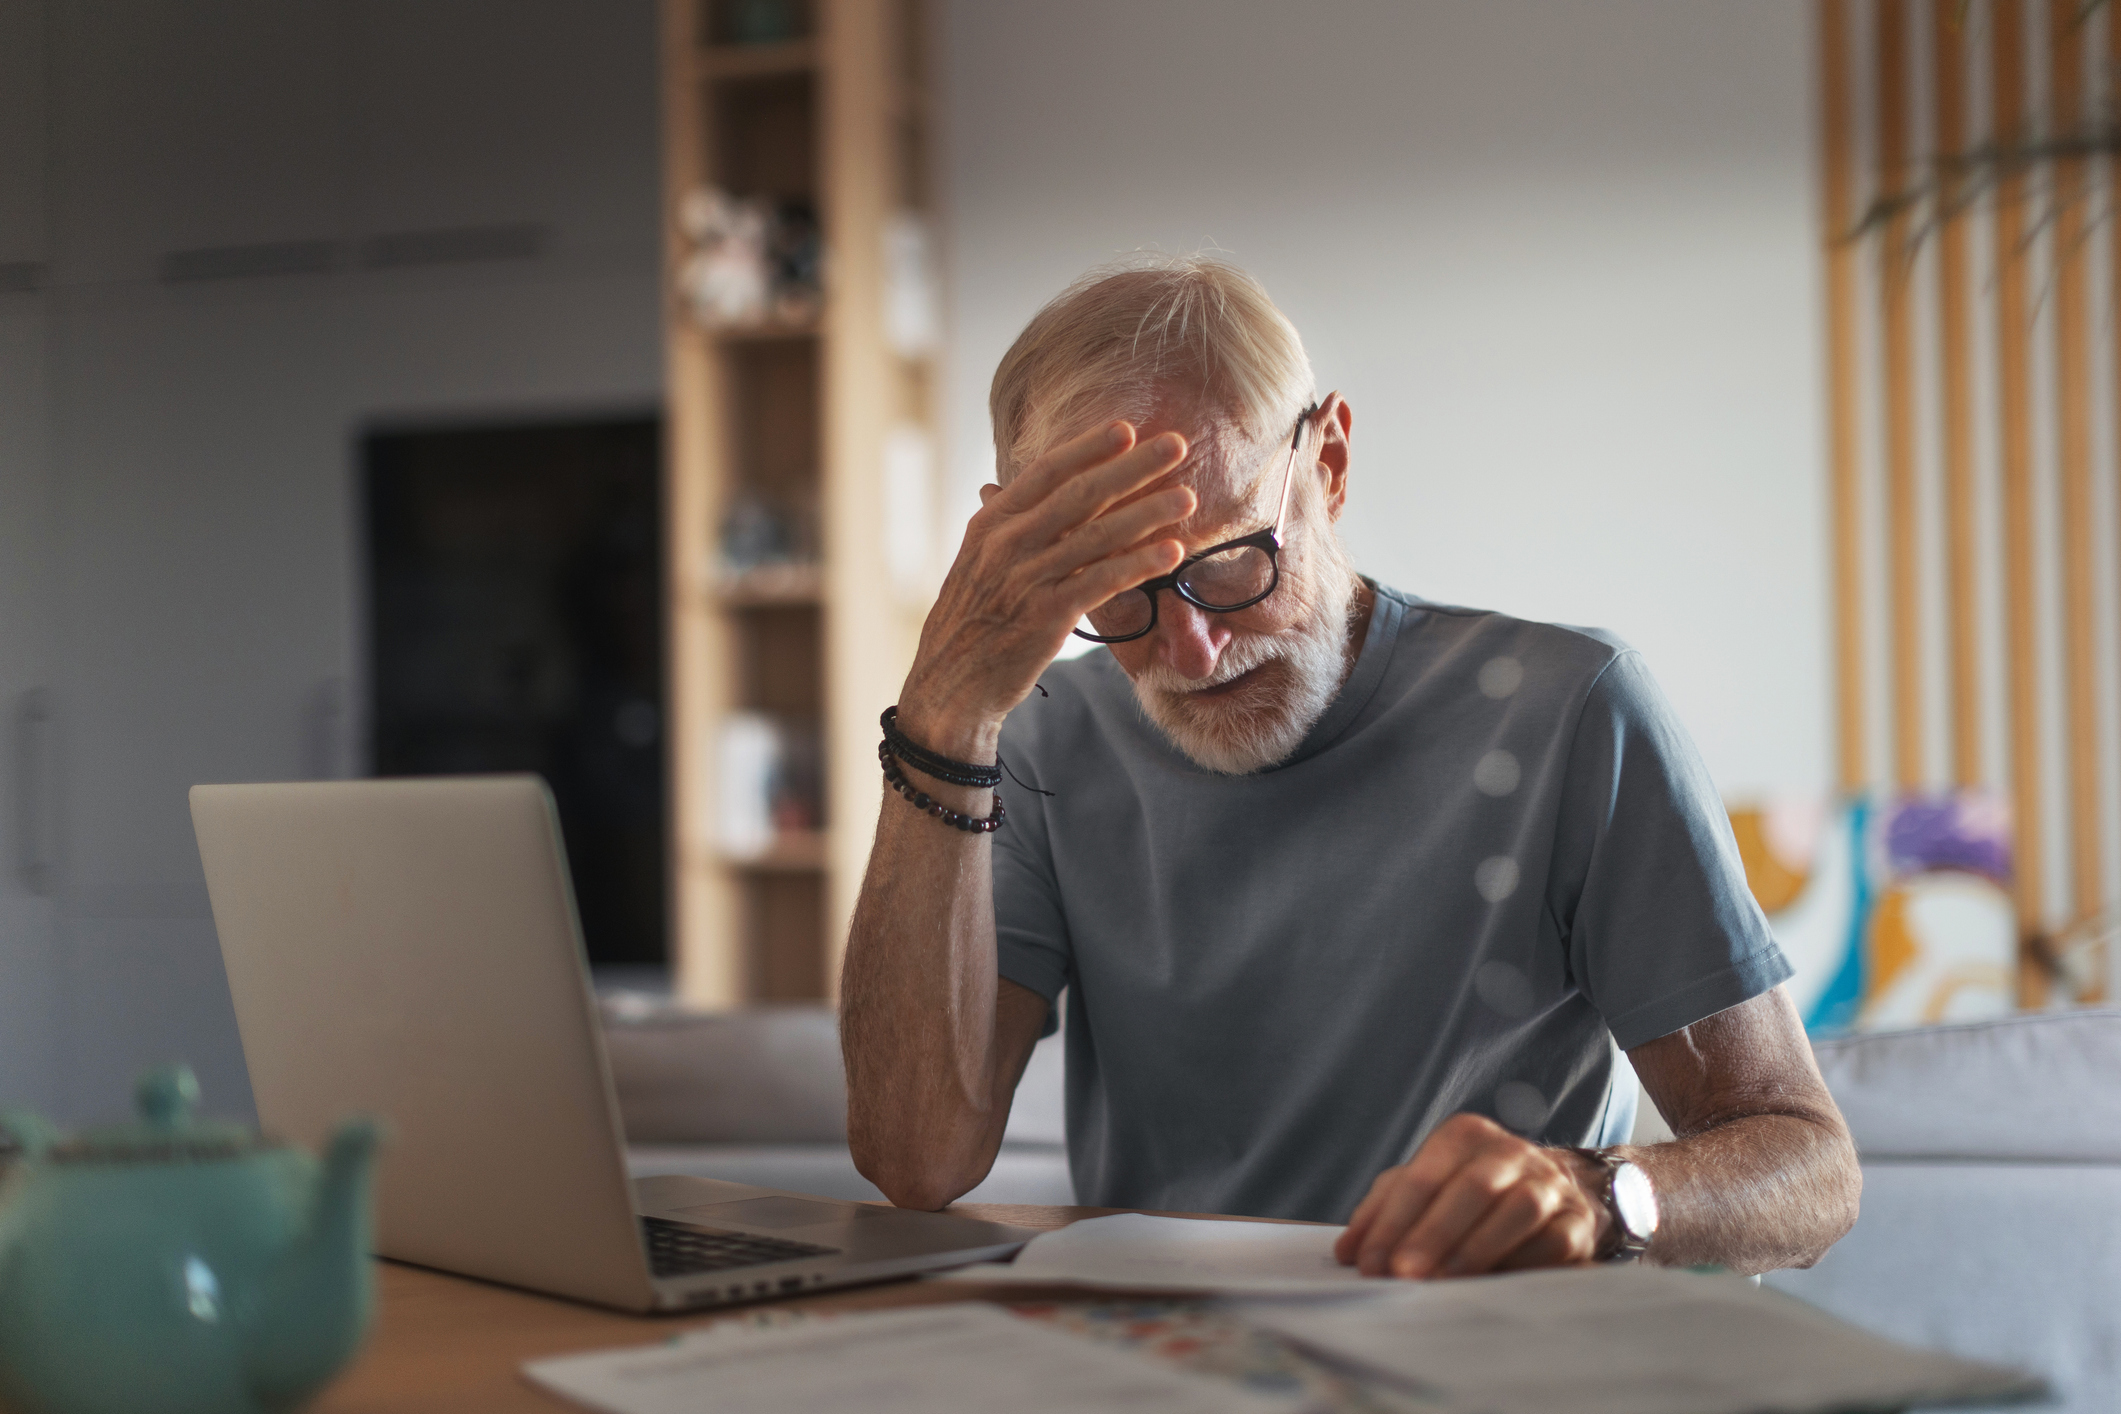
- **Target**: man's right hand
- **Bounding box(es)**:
[895,421,1196,761]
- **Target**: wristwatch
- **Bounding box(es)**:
[1568,1147,1659,1262]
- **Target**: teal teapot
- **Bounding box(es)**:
[0,1065,379,1414]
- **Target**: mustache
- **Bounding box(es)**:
[1130,630,1287,696]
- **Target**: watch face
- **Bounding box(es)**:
[1612,1161,1660,1241]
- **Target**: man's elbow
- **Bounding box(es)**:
[1786,1119,1864,1269]
[848,1130,986,1213]
[1823,1126,1863,1246]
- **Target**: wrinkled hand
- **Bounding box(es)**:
[1334,1114,1610,1278]
[897,422,1195,756]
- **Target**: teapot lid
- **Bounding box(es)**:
[48,1065,264,1165]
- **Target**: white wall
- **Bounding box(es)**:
[939,0,1830,798]
[0,0,662,1123]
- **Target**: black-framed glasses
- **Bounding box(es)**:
[1072,403,1318,644]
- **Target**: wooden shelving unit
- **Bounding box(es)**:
[661,0,939,1007]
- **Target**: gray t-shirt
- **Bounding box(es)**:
[991,583,1790,1223]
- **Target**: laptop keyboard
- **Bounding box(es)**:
[640,1216,841,1279]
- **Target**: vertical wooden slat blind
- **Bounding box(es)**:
[2049,0,2105,946]
[1821,0,1869,795]
[1819,0,2120,995]
[1877,0,1927,789]
[1932,0,1984,790]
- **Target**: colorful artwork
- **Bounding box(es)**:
[1729,793,2026,1035]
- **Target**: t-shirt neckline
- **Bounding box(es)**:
[1271,577,1407,769]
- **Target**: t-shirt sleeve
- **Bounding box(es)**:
[992,773,1072,1038]
[1548,650,1792,1050]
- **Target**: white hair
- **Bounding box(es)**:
[988,255,1317,488]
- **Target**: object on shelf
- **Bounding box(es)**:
[882,211,939,356]
[718,0,804,45]
[717,493,818,589]
[717,713,824,859]
[678,187,772,326]
[678,187,823,330]
[719,492,795,571]
[769,201,823,324]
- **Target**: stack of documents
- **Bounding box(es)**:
[527,1216,2044,1414]
[522,1304,1302,1414]
[1244,1264,2044,1414]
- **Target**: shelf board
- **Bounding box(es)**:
[725,831,827,872]
[704,315,821,344]
[718,562,822,607]
[695,39,819,82]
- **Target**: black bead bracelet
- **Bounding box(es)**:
[880,742,1005,834]
[879,707,1003,789]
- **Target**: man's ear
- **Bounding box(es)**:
[1315,392,1353,521]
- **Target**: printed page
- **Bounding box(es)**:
[935,1212,1387,1295]
[1244,1264,2045,1414]
[523,1303,1308,1414]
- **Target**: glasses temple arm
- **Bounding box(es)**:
[1272,408,1311,537]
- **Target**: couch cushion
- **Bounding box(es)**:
[604,1004,847,1143]
[602,1001,1073,1148]
[1768,1162,2118,1413]
[1812,1009,2121,1161]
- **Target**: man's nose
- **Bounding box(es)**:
[1153,596,1230,681]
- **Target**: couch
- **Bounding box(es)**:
[1765,1009,2121,1414]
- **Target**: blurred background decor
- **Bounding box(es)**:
[1815,0,2121,1022]
[1732,792,2025,1035]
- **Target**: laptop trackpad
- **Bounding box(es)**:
[672,1196,883,1230]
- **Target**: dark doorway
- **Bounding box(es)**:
[363,414,666,970]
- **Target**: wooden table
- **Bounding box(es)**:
[314,1205,1226,1412]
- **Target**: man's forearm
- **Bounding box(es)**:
[1616,1110,1860,1275]
[1614,987,1862,1275]
[839,724,1013,1210]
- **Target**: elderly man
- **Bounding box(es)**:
[841,257,1859,1278]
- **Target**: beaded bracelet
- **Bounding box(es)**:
[879,743,1005,834]
[879,707,1003,789]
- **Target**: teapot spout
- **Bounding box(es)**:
[247,1118,381,1408]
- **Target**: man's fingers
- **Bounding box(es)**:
[1384,1153,1527,1279]
[1004,431,1189,548]
[1062,538,1187,615]
[993,421,1136,513]
[1030,486,1196,584]
[977,483,999,505]
[1432,1176,1564,1277]
[1335,1172,1399,1264]
[1494,1209,1599,1272]
[1350,1155,1465,1276]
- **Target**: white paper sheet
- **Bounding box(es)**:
[1244,1263,2045,1414]
[522,1303,1305,1414]
[933,1212,1388,1295]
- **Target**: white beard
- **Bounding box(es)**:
[1128,557,1359,775]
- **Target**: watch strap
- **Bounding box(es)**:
[1567,1146,1653,1262]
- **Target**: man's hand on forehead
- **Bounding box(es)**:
[900,419,1197,754]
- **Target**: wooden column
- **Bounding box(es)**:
[1933,0,1983,786]
[1992,0,2050,998]
[1821,0,1870,793]
[2050,1,2105,943]
[818,0,921,995]
[1877,0,1927,788]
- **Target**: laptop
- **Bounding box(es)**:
[190,775,1035,1313]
